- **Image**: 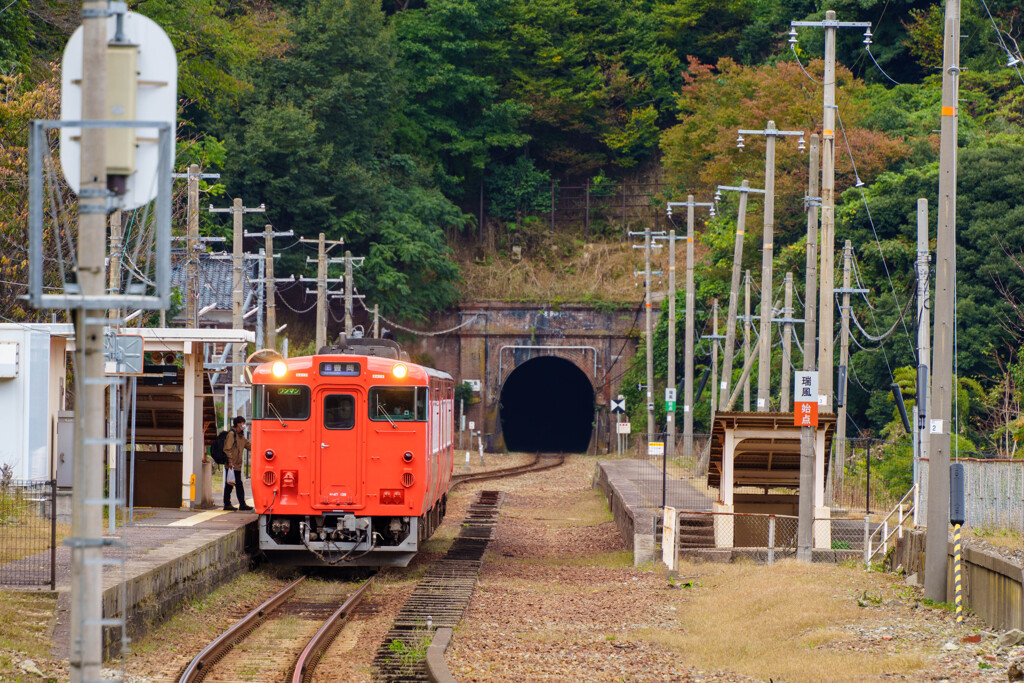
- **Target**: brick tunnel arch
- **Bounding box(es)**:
[499,356,595,453]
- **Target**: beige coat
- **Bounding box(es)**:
[224,428,250,470]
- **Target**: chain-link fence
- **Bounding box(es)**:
[920,457,1024,535]
[617,432,714,511]
[663,508,867,565]
[0,479,58,588]
[828,437,906,516]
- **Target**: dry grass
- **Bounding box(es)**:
[640,559,927,682]
[966,527,1023,551]
[504,488,613,529]
[452,230,708,304]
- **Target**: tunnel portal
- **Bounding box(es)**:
[499,356,595,453]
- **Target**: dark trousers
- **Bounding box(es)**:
[223,468,246,507]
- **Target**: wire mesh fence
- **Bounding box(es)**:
[663,508,867,565]
[616,431,714,511]
[920,457,1024,535]
[0,479,58,589]
[828,437,906,516]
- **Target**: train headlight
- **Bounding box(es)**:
[392,363,407,379]
[272,360,287,378]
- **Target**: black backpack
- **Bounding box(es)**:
[209,430,230,466]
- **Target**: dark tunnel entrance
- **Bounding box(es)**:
[499,356,595,453]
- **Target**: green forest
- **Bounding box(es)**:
[2,0,1024,460]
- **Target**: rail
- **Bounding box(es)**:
[179,575,306,683]
[450,452,564,489]
[291,575,375,683]
[864,483,919,567]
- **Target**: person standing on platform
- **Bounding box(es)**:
[223,416,252,511]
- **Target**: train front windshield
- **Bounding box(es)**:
[369,387,427,421]
[253,385,311,421]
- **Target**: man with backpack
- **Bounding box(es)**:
[222,416,252,511]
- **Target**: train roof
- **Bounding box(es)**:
[251,353,453,383]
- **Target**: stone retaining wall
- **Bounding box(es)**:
[593,461,656,565]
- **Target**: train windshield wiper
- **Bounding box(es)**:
[376,402,397,429]
[267,400,287,428]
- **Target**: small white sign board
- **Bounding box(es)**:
[648,441,664,456]
[794,371,818,403]
[616,421,631,435]
[662,506,678,570]
[60,11,177,210]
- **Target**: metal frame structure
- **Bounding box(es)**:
[28,119,172,310]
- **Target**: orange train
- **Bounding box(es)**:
[249,338,454,566]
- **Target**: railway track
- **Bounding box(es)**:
[178,573,374,683]
[450,451,565,488]
[372,489,503,682]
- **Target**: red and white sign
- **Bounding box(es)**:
[794,371,819,427]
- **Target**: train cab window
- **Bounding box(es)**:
[253,385,311,421]
[369,387,427,422]
[324,394,355,430]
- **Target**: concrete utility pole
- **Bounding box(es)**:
[780,273,794,412]
[724,302,780,412]
[209,198,265,385]
[630,225,665,444]
[797,134,821,563]
[244,224,293,350]
[743,270,752,411]
[835,241,863,489]
[667,197,713,459]
[663,229,681,460]
[738,122,803,412]
[373,304,380,338]
[717,182,763,407]
[71,3,107,678]
[109,209,122,321]
[925,0,961,604]
[916,199,931,489]
[299,233,344,351]
[791,10,871,414]
[339,250,366,337]
[710,299,720,418]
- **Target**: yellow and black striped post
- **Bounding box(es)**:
[953,522,963,626]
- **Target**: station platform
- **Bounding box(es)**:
[50,494,258,659]
[593,458,711,566]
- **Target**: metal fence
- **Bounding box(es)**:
[920,457,1024,535]
[620,431,714,511]
[663,508,866,565]
[0,479,57,589]
[828,437,905,516]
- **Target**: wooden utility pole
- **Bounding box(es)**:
[780,273,794,412]
[209,198,265,384]
[71,3,107,678]
[797,134,820,562]
[299,233,344,351]
[244,223,293,350]
[925,0,960,604]
[717,182,762,407]
[743,270,752,411]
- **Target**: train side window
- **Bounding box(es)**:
[254,385,311,421]
[369,387,428,422]
[324,394,355,430]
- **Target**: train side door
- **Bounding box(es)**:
[316,390,364,508]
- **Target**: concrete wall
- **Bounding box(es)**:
[592,460,656,565]
[889,529,1023,631]
[417,302,645,453]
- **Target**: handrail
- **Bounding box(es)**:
[864,483,919,567]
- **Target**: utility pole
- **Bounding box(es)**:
[71,3,106,678]
[209,198,265,385]
[630,225,664,444]
[109,209,122,321]
[737,122,804,412]
[916,199,931,490]
[835,241,862,482]
[256,249,265,349]
[244,224,293,350]
[667,197,713,459]
[373,304,380,338]
[780,273,794,412]
[717,182,763,407]
[173,165,221,328]
[797,134,821,562]
[299,233,345,351]
[710,299,720,418]
[791,11,871,414]
[339,250,365,337]
[743,270,752,411]
[660,229,681,461]
[925,0,960,604]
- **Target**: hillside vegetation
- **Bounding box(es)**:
[2,0,1024,449]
